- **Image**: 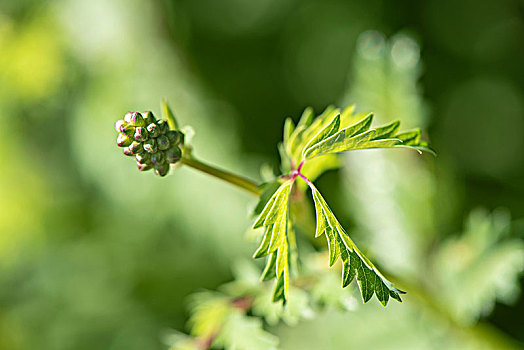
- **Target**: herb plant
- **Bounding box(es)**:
[115,102,433,306]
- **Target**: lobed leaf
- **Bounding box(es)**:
[303,113,434,159]
[309,183,405,306]
[301,113,341,159]
[252,180,293,302]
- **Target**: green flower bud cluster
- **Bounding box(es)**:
[115,111,184,177]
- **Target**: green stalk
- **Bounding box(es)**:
[181,156,262,196]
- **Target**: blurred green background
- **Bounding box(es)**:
[0,0,523,349]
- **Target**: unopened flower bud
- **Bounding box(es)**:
[156,119,169,135]
[125,112,146,127]
[157,135,170,150]
[147,123,160,138]
[123,111,133,122]
[165,146,182,163]
[151,151,165,165]
[123,147,134,156]
[166,130,183,145]
[142,111,156,125]
[117,133,133,147]
[128,141,143,155]
[154,162,170,177]
[143,139,157,153]
[134,127,148,142]
[121,124,136,137]
[136,152,150,164]
[137,162,153,172]
[114,120,126,133]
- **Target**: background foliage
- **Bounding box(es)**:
[0,0,523,349]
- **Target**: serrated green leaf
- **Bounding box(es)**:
[279,106,433,180]
[253,225,273,259]
[303,113,433,160]
[373,120,400,139]
[286,124,307,163]
[395,128,421,145]
[282,106,341,167]
[261,253,277,281]
[302,113,341,159]
[308,183,405,306]
[253,182,289,229]
[272,274,286,303]
[299,107,340,148]
[276,237,288,277]
[253,180,282,216]
[252,181,294,303]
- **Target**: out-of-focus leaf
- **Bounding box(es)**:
[219,313,279,350]
[187,292,231,342]
[433,209,524,324]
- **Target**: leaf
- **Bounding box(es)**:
[161,99,179,130]
[219,313,279,350]
[252,180,293,302]
[297,154,341,191]
[308,183,405,306]
[253,180,282,217]
[282,106,340,167]
[187,292,231,342]
[285,107,314,160]
[301,113,341,159]
[283,117,295,146]
[434,208,524,324]
[303,113,434,160]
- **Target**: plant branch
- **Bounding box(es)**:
[181,155,262,196]
[180,154,518,348]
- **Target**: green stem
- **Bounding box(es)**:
[181,156,262,196]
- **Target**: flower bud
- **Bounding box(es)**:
[123,147,134,156]
[165,146,182,163]
[136,152,150,164]
[143,138,157,153]
[154,162,170,177]
[142,111,156,125]
[156,135,170,150]
[151,151,165,165]
[156,119,169,135]
[134,127,148,142]
[146,123,160,138]
[125,112,146,127]
[121,124,136,137]
[128,141,143,155]
[117,133,133,147]
[123,111,133,122]
[166,130,183,145]
[114,120,126,133]
[137,162,153,172]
